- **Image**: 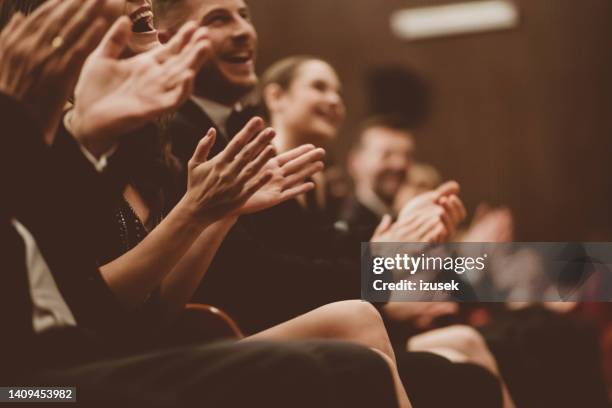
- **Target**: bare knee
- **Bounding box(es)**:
[446,325,488,359]
[319,301,394,359]
[319,300,385,331]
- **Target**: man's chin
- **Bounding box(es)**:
[195,70,257,104]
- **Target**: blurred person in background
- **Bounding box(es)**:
[394,162,443,214]
[344,116,417,233]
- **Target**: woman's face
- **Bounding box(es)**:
[124,0,160,54]
[278,60,346,146]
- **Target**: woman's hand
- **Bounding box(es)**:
[68,19,210,156]
[234,144,326,215]
[0,0,121,142]
[181,117,277,225]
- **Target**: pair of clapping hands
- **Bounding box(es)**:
[0,0,323,223]
[372,181,467,244]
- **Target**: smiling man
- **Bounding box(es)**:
[155,0,258,156]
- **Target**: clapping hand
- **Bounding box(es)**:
[0,0,121,141]
[69,19,210,156]
[372,181,467,243]
[181,117,278,224]
[235,144,326,215]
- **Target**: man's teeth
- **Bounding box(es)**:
[228,55,252,63]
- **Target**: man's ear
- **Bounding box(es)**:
[157,28,173,44]
[263,83,284,114]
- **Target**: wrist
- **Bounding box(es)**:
[66,108,115,158]
[176,193,216,228]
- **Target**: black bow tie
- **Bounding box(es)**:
[226,105,263,139]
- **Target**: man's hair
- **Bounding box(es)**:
[0,0,46,30]
[153,0,188,30]
[352,114,414,150]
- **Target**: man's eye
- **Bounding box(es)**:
[206,15,230,26]
[239,8,251,20]
[312,82,327,92]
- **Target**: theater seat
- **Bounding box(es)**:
[184,304,245,340]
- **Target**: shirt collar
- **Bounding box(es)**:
[190,95,240,138]
[355,187,395,219]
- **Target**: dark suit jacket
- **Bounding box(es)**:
[341,197,383,241]
[0,93,150,379]
[167,99,362,334]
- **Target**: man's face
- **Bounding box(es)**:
[167,0,258,103]
[124,0,160,53]
[351,127,415,205]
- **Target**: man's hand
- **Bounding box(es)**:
[181,117,277,225]
[235,144,326,215]
[398,181,467,239]
[461,204,514,243]
[68,19,210,156]
[0,0,121,142]
[371,206,449,244]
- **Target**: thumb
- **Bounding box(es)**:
[374,214,393,236]
[97,16,131,58]
[435,180,460,201]
[190,128,216,166]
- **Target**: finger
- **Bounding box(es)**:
[275,144,316,166]
[62,17,109,77]
[237,145,277,185]
[440,195,464,229]
[36,0,82,43]
[175,39,210,72]
[2,12,25,38]
[1,12,26,45]
[438,201,456,237]
[189,128,217,167]
[281,148,326,176]
[222,117,266,160]
[20,0,62,35]
[95,16,131,58]
[416,215,444,242]
[230,128,276,175]
[162,69,195,108]
[175,27,210,72]
[282,161,324,190]
[449,195,467,223]
[374,215,394,236]
[242,170,274,200]
[57,0,107,48]
[152,21,198,63]
[162,40,209,85]
[435,181,460,201]
[424,223,449,244]
[280,182,316,201]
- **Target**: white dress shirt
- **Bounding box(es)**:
[190,95,244,141]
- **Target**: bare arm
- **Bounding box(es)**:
[99,195,207,308]
[159,215,238,320]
